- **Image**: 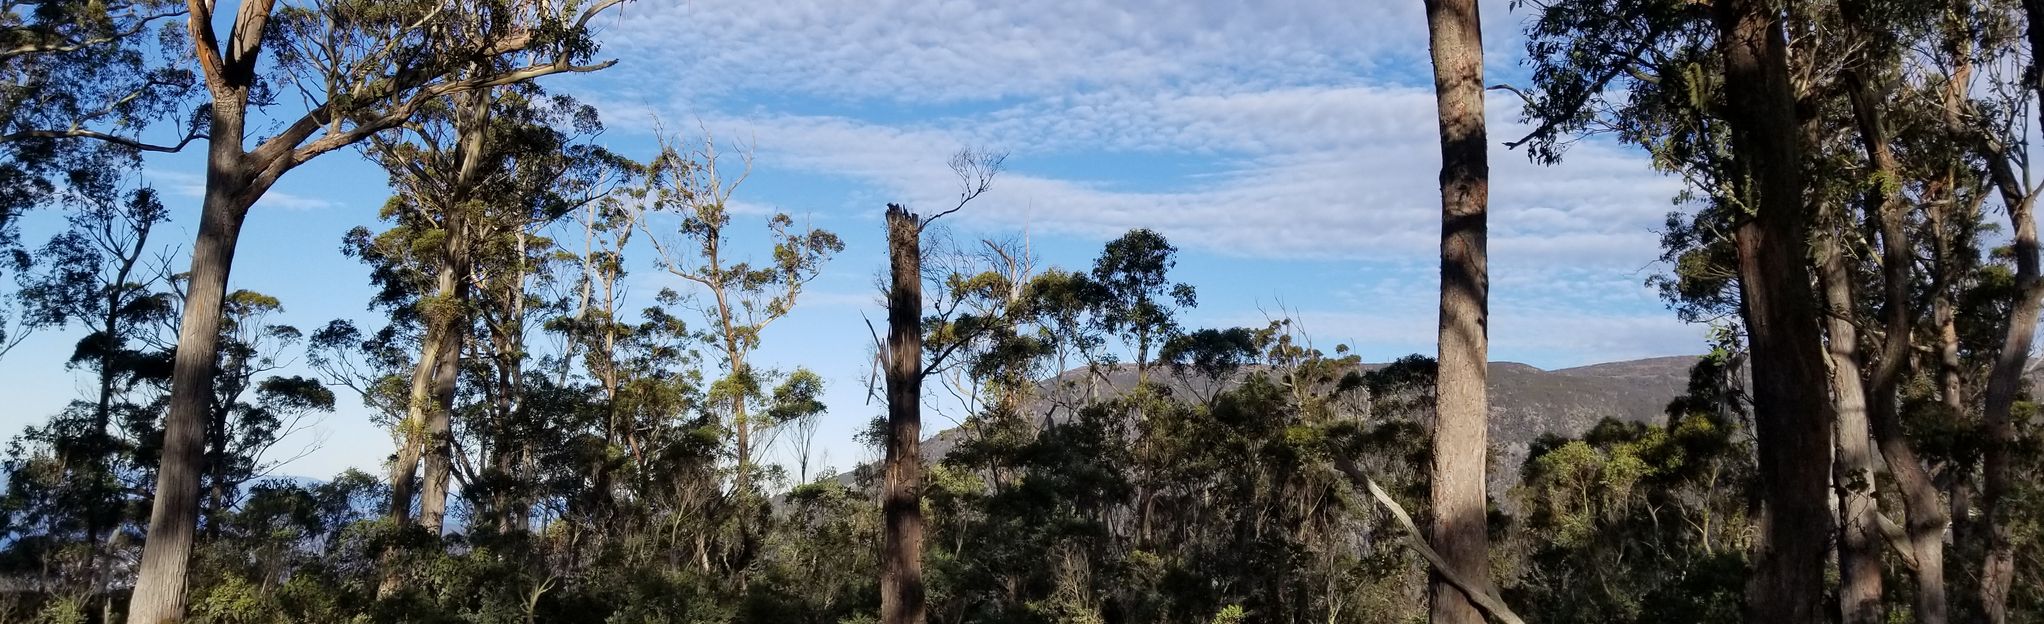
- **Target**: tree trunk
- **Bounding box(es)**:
[489,316,524,533]
[1977,180,2037,624]
[1847,66,1949,624]
[1871,393,1949,624]
[418,90,494,535]
[1713,2,1834,623]
[1422,1,1491,622]
[205,401,230,542]
[1817,216,1884,624]
[85,272,126,605]
[391,319,449,527]
[389,260,466,534]
[881,205,926,624]
[1979,5,2044,620]
[389,389,426,525]
[127,100,254,624]
[1927,183,1975,546]
[418,295,464,534]
[733,389,750,495]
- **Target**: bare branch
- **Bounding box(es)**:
[920,148,1008,228]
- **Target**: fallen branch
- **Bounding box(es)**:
[1871,510,1923,571]
[1335,459,1527,624]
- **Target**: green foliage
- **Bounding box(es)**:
[1505,356,1754,624]
[31,597,87,624]
[1209,604,1247,624]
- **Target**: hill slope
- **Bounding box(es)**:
[848,355,1704,492]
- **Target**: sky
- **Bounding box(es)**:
[0,0,1703,483]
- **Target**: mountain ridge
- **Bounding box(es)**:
[839,355,1710,492]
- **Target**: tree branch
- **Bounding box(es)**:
[1500,33,1658,151]
[1335,459,1527,624]
[919,149,1008,230]
[0,9,187,61]
[0,128,207,153]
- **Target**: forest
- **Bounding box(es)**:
[0,0,2039,623]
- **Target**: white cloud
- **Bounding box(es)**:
[144,168,339,212]
[255,192,339,212]
[596,0,1430,104]
[681,88,1681,268]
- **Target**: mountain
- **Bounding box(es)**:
[829,353,2044,493]
[839,355,1706,492]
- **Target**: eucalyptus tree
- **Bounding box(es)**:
[633,135,843,499]
[1421,0,1496,622]
[1508,0,2044,620]
[1086,228,1194,386]
[920,233,1052,493]
[456,91,627,535]
[1072,227,1193,551]
[0,0,196,147]
[1698,1,1837,612]
[1802,12,1884,613]
[543,192,636,527]
[362,88,496,537]
[1821,1,1956,620]
[131,0,627,619]
[15,186,173,487]
[362,86,625,536]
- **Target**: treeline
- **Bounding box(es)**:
[0,0,2039,624]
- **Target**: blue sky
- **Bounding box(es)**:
[1,0,1701,482]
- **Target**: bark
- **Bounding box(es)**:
[1931,9,1971,420]
[1932,195,1971,532]
[1713,1,1834,622]
[387,370,428,526]
[382,192,475,596]
[1817,216,1884,624]
[418,291,465,534]
[1980,4,2044,619]
[1870,389,1949,624]
[1935,297,1965,413]
[488,277,528,533]
[1847,66,1949,624]
[128,93,258,624]
[1823,15,1889,610]
[392,270,466,531]
[694,225,753,497]
[733,388,750,495]
[881,205,926,624]
[1422,1,1491,622]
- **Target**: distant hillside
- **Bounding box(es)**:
[840,355,1705,492]
[1487,357,1696,488]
